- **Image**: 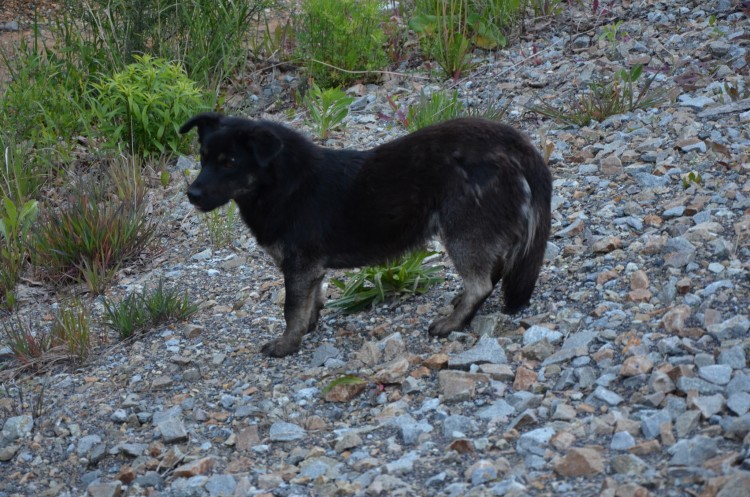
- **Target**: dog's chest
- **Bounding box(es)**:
[261,242,285,266]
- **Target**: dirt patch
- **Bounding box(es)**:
[0,0,60,84]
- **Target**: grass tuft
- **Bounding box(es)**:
[329,250,443,313]
[103,280,199,340]
[530,64,670,127]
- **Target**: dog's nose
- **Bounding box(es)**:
[187,186,202,205]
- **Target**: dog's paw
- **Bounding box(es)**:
[428,318,456,338]
[261,338,301,358]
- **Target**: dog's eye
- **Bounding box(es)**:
[222,157,236,168]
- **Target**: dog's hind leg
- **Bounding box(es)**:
[307,281,326,334]
[261,264,325,357]
[428,245,495,338]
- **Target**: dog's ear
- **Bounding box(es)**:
[248,127,283,168]
[179,112,224,139]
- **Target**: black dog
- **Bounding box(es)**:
[180,113,552,357]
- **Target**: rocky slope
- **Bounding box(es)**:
[1,1,749,497]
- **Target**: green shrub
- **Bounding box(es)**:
[304,83,354,139]
[90,54,209,157]
[329,250,443,313]
[297,0,389,87]
[103,280,199,340]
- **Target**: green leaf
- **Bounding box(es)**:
[321,375,367,395]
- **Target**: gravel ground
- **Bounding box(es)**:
[1,1,750,497]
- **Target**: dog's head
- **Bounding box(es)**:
[180,113,283,212]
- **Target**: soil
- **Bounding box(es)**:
[0,0,59,83]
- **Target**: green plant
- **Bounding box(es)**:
[304,83,355,139]
[297,0,389,87]
[682,171,703,189]
[0,196,39,310]
[33,185,156,294]
[0,20,90,167]
[329,250,443,313]
[599,20,624,44]
[202,201,238,250]
[141,280,199,324]
[51,298,92,363]
[89,54,209,157]
[405,90,465,131]
[102,292,152,340]
[410,0,523,79]
[103,281,198,340]
[530,64,670,126]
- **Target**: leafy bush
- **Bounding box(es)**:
[33,185,156,294]
[329,250,443,313]
[304,83,354,139]
[530,64,669,126]
[103,280,199,340]
[90,54,209,157]
[297,0,389,87]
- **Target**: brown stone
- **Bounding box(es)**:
[628,440,661,456]
[236,425,260,451]
[592,236,622,253]
[438,370,491,402]
[324,382,367,403]
[620,355,654,377]
[423,353,449,370]
[173,456,215,478]
[447,439,475,454]
[628,288,653,302]
[553,447,605,476]
[513,366,538,391]
[87,481,122,497]
[372,357,410,384]
[630,270,649,289]
[662,305,691,334]
[116,466,136,484]
[597,270,619,285]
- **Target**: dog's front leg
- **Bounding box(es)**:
[261,262,325,357]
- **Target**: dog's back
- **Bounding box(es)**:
[326,118,551,316]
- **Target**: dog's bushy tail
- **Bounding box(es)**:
[501,153,552,314]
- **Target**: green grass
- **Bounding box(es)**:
[32,185,156,294]
[530,64,669,126]
[0,195,39,310]
[387,89,507,131]
[103,280,199,340]
[296,0,389,87]
[329,250,443,313]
